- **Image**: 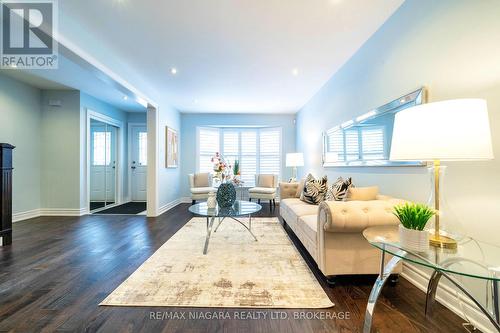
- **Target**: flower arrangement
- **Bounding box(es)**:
[211,152,228,175]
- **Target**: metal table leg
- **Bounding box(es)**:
[425,270,443,316]
[494,280,499,323]
[425,269,500,332]
[229,216,258,241]
[363,249,406,333]
[203,216,216,255]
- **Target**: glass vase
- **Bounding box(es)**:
[426,165,466,242]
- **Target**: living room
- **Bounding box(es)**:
[0,1,499,332]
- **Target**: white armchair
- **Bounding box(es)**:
[248,174,278,209]
[189,173,216,204]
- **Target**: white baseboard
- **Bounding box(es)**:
[13,209,41,222]
[13,207,88,222]
[40,208,88,216]
[180,197,192,203]
[158,199,182,216]
[402,263,495,333]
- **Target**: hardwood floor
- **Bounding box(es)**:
[0,203,467,332]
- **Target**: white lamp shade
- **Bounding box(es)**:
[390,99,494,161]
[286,153,304,167]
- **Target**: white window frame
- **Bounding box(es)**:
[196,126,282,186]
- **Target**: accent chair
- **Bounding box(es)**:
[248,174,278,209]
[189,173,216,204]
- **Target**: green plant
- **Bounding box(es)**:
[393,202,435,231]
[233,159,240,175]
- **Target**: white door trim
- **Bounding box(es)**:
[146,105,159,217]
[86,109,124,213]
[128,122,147,202]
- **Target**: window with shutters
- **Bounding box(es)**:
[325,126,385,162]
[198,127,220,173]
[361,127,385,160]
[196,127,281,187]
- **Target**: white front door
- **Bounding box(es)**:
[131,125,147,201]
[90,123,117,205]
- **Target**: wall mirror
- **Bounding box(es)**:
[323,88,427,167]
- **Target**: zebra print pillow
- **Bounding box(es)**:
[325,177,353,201]
[300,174,328,205]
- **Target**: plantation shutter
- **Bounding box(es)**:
[345,129,360,161]
[361,127,385,160]
[259,128,281,179]
[241,131,257,186]
[198,127,220,173]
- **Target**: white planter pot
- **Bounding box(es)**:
[399,225,429,252]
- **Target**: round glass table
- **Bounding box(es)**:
[188,200,262,255]
[362,225,500,332]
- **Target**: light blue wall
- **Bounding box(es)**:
[0,74,42,214]
[41,90,82,209]
[296,0,500,245]
[158,105,182,207]
[180,113,296,197]
[127,112,147,123]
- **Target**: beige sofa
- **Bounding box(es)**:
[279,182,404,278]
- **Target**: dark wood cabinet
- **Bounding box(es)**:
[0,143,14,246]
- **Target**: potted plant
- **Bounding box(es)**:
[393,202,436,252]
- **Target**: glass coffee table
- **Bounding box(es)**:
[188,200,262,255]
[362,225,500,332]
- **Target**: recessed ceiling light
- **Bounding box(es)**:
[170,67,178,75]
[193,99,199,104]
[292,68,299,76]
[123,96,128,100]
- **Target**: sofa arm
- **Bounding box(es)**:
[279,182,299,200]
[318,198,406,233]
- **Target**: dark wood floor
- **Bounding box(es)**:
[0,203,467,332]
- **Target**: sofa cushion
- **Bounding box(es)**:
[347,186,379,201]
[190,187,215,194]
[248,187,276,194]
[194,173,210,187]
[300,174,328,205]
[289,203,318,217]
[258,174,274,188]
[298,214,317,243]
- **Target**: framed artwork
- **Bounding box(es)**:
[166,127,178,168]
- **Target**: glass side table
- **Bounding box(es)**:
[188,200,262,255]
[362,225,500,333]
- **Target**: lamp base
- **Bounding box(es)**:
[429,234,457,249]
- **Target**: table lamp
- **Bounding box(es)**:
[390,99,494,249]
[286,153,304,182]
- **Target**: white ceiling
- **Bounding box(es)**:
[56,0,403,113]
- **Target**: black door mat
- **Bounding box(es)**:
[90,202,115,211]
[94,202,146,215]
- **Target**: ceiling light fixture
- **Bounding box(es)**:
[170,67,178,75]
[292,68,299,76]
[123,96,128,100]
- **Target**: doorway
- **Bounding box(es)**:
[87,110,124,214]
[89,119,119,211]
[129,124,148,202]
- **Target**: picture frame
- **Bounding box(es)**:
[165,126,178,168]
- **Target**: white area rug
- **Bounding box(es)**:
[101,217,334,308]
